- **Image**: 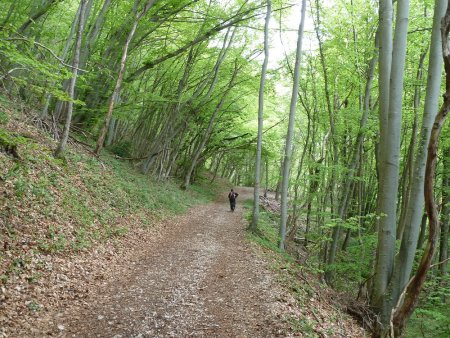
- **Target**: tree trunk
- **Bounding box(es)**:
[250,0,270,232]
[387,0,445,318]
[54,0,87,158]
[279,0,306,250]
[372,0,409,330]
[397,49,428,241]
[95,0,156,155]
[392,4,450,333]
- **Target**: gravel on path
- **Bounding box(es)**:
[44,187,289,337]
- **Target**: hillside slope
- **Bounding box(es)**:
[0,94,219,335]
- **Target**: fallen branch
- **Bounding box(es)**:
[114,155,148,161]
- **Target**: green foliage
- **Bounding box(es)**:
[406,275,450,338]
[26,301,41,312]
[0,37,73,101]
[0,110,8,124]
[108,141,131,158]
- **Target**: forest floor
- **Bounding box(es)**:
[11,188,364,338]
[1,95,365,337]
[34,188,291,337]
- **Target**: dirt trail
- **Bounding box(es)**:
[42,187,290,337]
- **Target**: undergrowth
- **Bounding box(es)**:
[244,198,449,337]
[244,200,327,336]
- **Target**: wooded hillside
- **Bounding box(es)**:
[0,0,449,337]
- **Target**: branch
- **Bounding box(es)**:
[0,67,29,80]
[430,257,450,268]
[126,5,263,81]
[4,37,88,72]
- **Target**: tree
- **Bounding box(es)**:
[279,0,306,250]
[94,0,156,155]
[392,3,450,334]
[250,0,271,232]
[54,0,88,158]
[371,0,410,332]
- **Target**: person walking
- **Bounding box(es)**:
[228,189,239,211]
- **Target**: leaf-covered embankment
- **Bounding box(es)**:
[0,94,221,335]
[245,198,367,337]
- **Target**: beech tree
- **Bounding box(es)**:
[279,0,306,250]
[1,0,449,334]
[54,0,88,158]
[251,0,270,232]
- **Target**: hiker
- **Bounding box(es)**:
[228,189,239,211]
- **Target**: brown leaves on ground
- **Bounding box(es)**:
[1,103,365,337]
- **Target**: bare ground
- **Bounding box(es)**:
[33,188,291,337]
[4,187,365,337]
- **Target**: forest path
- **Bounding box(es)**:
[48,187,290,337]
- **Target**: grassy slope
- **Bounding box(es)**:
[0,94,221,334]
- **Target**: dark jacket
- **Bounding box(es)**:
[228,192,238,201]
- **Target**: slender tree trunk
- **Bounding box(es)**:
[54,0,87,158]
[250,0,270,232]
[392,5,450,333]
[105,117,116,147]
[397,49,428,241]
[372,0,408,329]
[279,0,306,250]
[95,0,156,155]
[388,0,445,317]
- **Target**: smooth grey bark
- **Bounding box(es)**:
[396,49,427,241]
[95,0,156,155]
[79,0,113,69]
[392,4,450,332]
[279,0,306,250]
[373,1,410,333]
[389,0,445,313]
[250,0,270,232]
[371,0,396,311]
[54,0,87,157]
[105,117,116,147]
